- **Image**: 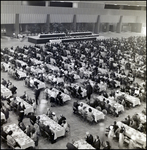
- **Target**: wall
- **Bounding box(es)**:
[1,2,146,33]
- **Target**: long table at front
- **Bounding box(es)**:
[97,96,124,113]
[38,114,65,140]
[1,84,12,98]
[117,121,146,149]
[3,123,35,149]
[73,139,95,149]
[115,91,141,107]
[79,102,105,122]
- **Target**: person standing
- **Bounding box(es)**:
[86,82,93,101]
[93,135,101,150]
[107,126,114,148]
[34,87,41,105]
[118,126,125,148]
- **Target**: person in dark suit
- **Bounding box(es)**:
[85,132,94,146]
[58,114,66,125]
[93,135,101,150]
[34,87,41,105]
[86,82,93,101]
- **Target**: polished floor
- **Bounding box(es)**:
[1,31,146,149]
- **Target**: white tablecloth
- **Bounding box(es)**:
[3,123,35,149]
[46,64,59,71]
[46,88,71,103]
[115,91,141,107]
[98,83,107,92]
[97,96,124,113]
[117,121,146,148]
[79,102,105,122]
[15,97,34,115]
[16,60,27,67]
[98,67,108,74]
[73,139,95,149]
[38,114,65,140]
[17,70,27,79]
[1,62,10,71]
[1,84,12,98]
[30,67,44,74]
[30,58,42,65]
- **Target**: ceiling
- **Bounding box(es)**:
[65,1,146,6]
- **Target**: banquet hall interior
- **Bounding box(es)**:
[1,1,146,149]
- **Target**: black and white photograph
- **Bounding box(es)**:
[1,1,146,149]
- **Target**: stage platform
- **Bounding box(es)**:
[28,35,99,44]
[28,36,55,44]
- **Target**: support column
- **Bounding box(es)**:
[46,14,50,33]
[106,23,109,32]
[94,15,100,34]
[73,14,77,32]
[15,14,19,36]
[45,1,49,7]
[117,16,123,33]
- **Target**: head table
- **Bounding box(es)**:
[3,123,35,149]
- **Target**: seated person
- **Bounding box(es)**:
[105,100,111,112]
[100,98,106,110]
[51,112,58,122]
[18,121,26,131]
[77,87,82,98]
[66,142,78,149]
[1,78,7,86]
[58,114,66,125]
[44,125,55,143]
[103,91,108,98]
[77,103,83,115]
[61,120,68,132]
[46,108,52,118]
[9,98,17,111]
[81,106,87,119]
[20,91,28,100]
[87,108,94,122]
[14,70,20,79]
[6,131,20,148]
[129,119,138,130]
[29,112,37,125]
[56,92,63,105]
[73,100,80,114]
[25,125,32,137]
[1,126,7,140]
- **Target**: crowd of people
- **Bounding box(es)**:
[1,33,146,149]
